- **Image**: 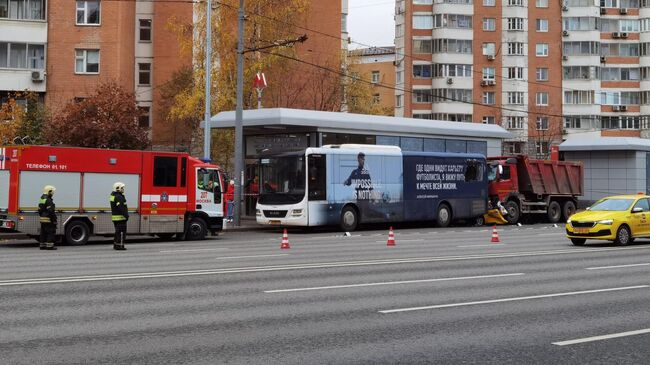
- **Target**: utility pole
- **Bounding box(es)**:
[232,0,307,226]
[202,0,213,162]
[233,0,245,226]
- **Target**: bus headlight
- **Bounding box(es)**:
[256,209,261,217]
[291,209,303,217]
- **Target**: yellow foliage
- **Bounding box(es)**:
[0,98,25,145]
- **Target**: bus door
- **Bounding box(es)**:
[307,154,328,226]
[195,168,223,218]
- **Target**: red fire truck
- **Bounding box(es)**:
[0,146,225,244]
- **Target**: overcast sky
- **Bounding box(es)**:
[347,0,395,49]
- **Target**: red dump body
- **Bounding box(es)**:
[515,156,583,196]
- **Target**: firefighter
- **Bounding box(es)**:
[38,185,57,250]
[110,182,128,251]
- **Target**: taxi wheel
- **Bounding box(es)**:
[615,225,631,246]
[570,238,586,246]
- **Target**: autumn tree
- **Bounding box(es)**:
[44,82,150,150]
[0,92,47,145]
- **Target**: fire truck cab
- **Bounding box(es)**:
[0,146,225,244]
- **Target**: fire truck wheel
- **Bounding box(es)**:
[65,221,90,245]
[186,218,208,241]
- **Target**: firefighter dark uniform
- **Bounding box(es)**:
[110,182,128,251]
[38,185,57,250]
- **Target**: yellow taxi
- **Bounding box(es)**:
[566,194,650,246]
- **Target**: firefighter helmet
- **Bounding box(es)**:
[42,185,56,195]
[113,182,125,193]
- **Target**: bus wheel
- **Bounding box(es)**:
[340,206,358,232]
[437,204,452,228]
[185,218,208,241]
[65,220,90,245]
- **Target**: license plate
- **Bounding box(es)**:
[269,220,282,225]
[574,228,589,234]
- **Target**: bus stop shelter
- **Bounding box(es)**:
[208,108,511,215]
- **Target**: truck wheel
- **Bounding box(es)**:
[504,201,520,224]
[340,206,358,232]
[562,201,577,222]
[437,204,452,228]
[65,221,90,245]
[475,215,485,226]
[547,201,562,223]
[570,238,586,246]
[185,218,207,241]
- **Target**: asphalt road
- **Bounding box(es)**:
[1,224,650,364]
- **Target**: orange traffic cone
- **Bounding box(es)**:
[280,229,291,249]
[491,225,500,243]
[387,226,396,246]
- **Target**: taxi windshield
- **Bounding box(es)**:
[589,198,635,211]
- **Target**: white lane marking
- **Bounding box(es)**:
[457,244,505,248]
[379,285,648,314]
[160,248,230,253]
[264,273,524,293]
[2,246,649,287]
[553,328,650,346]
[215,254,289,260]
[374,239,424,243]
[586,262,650,270]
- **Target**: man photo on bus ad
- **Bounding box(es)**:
[343,152,373,200]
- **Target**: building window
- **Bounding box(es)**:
[413,39,432,53]
[535,141,549,157]
[76,0,100,25]
[138,106,150,128]
[536,0,549,7]
[506,42,525,55]
[483,18,496,31]
[536,92,549,106]
[508,0,523,5]
[507,92,524,104]
[371,70,380,83]
[372,94,380,103]
[0,43,45,69]
[536,43,549,56]
[397,70,403,83]
[482,42,496,56]
[482,116,495,124]
[536,68,549,81]
[139,19,152,42]
[138,62,151,85]
[413,0,433,3]
[507,18,524,31]
[482,67,495,80]
[396,94,403,107]
[536,117,549,130]
[482,92,495,105]
[483,0,496,5]
[413,15,433,29]
[506,116,525,129]
[75,49,99,74]
[507,67,524,80]
[0,0,45,20]
[536,19,548,32]
[413,64,432,78]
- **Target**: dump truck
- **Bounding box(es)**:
[487,155,583,224]
[0,146,225,244]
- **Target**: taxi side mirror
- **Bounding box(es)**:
[632,207,644,213]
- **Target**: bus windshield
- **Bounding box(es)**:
[258,155,306,204]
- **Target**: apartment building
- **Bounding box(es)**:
[395,0,563,157]
[46,0,192,146]
[348,46,396,114]
[0,0,48,102]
